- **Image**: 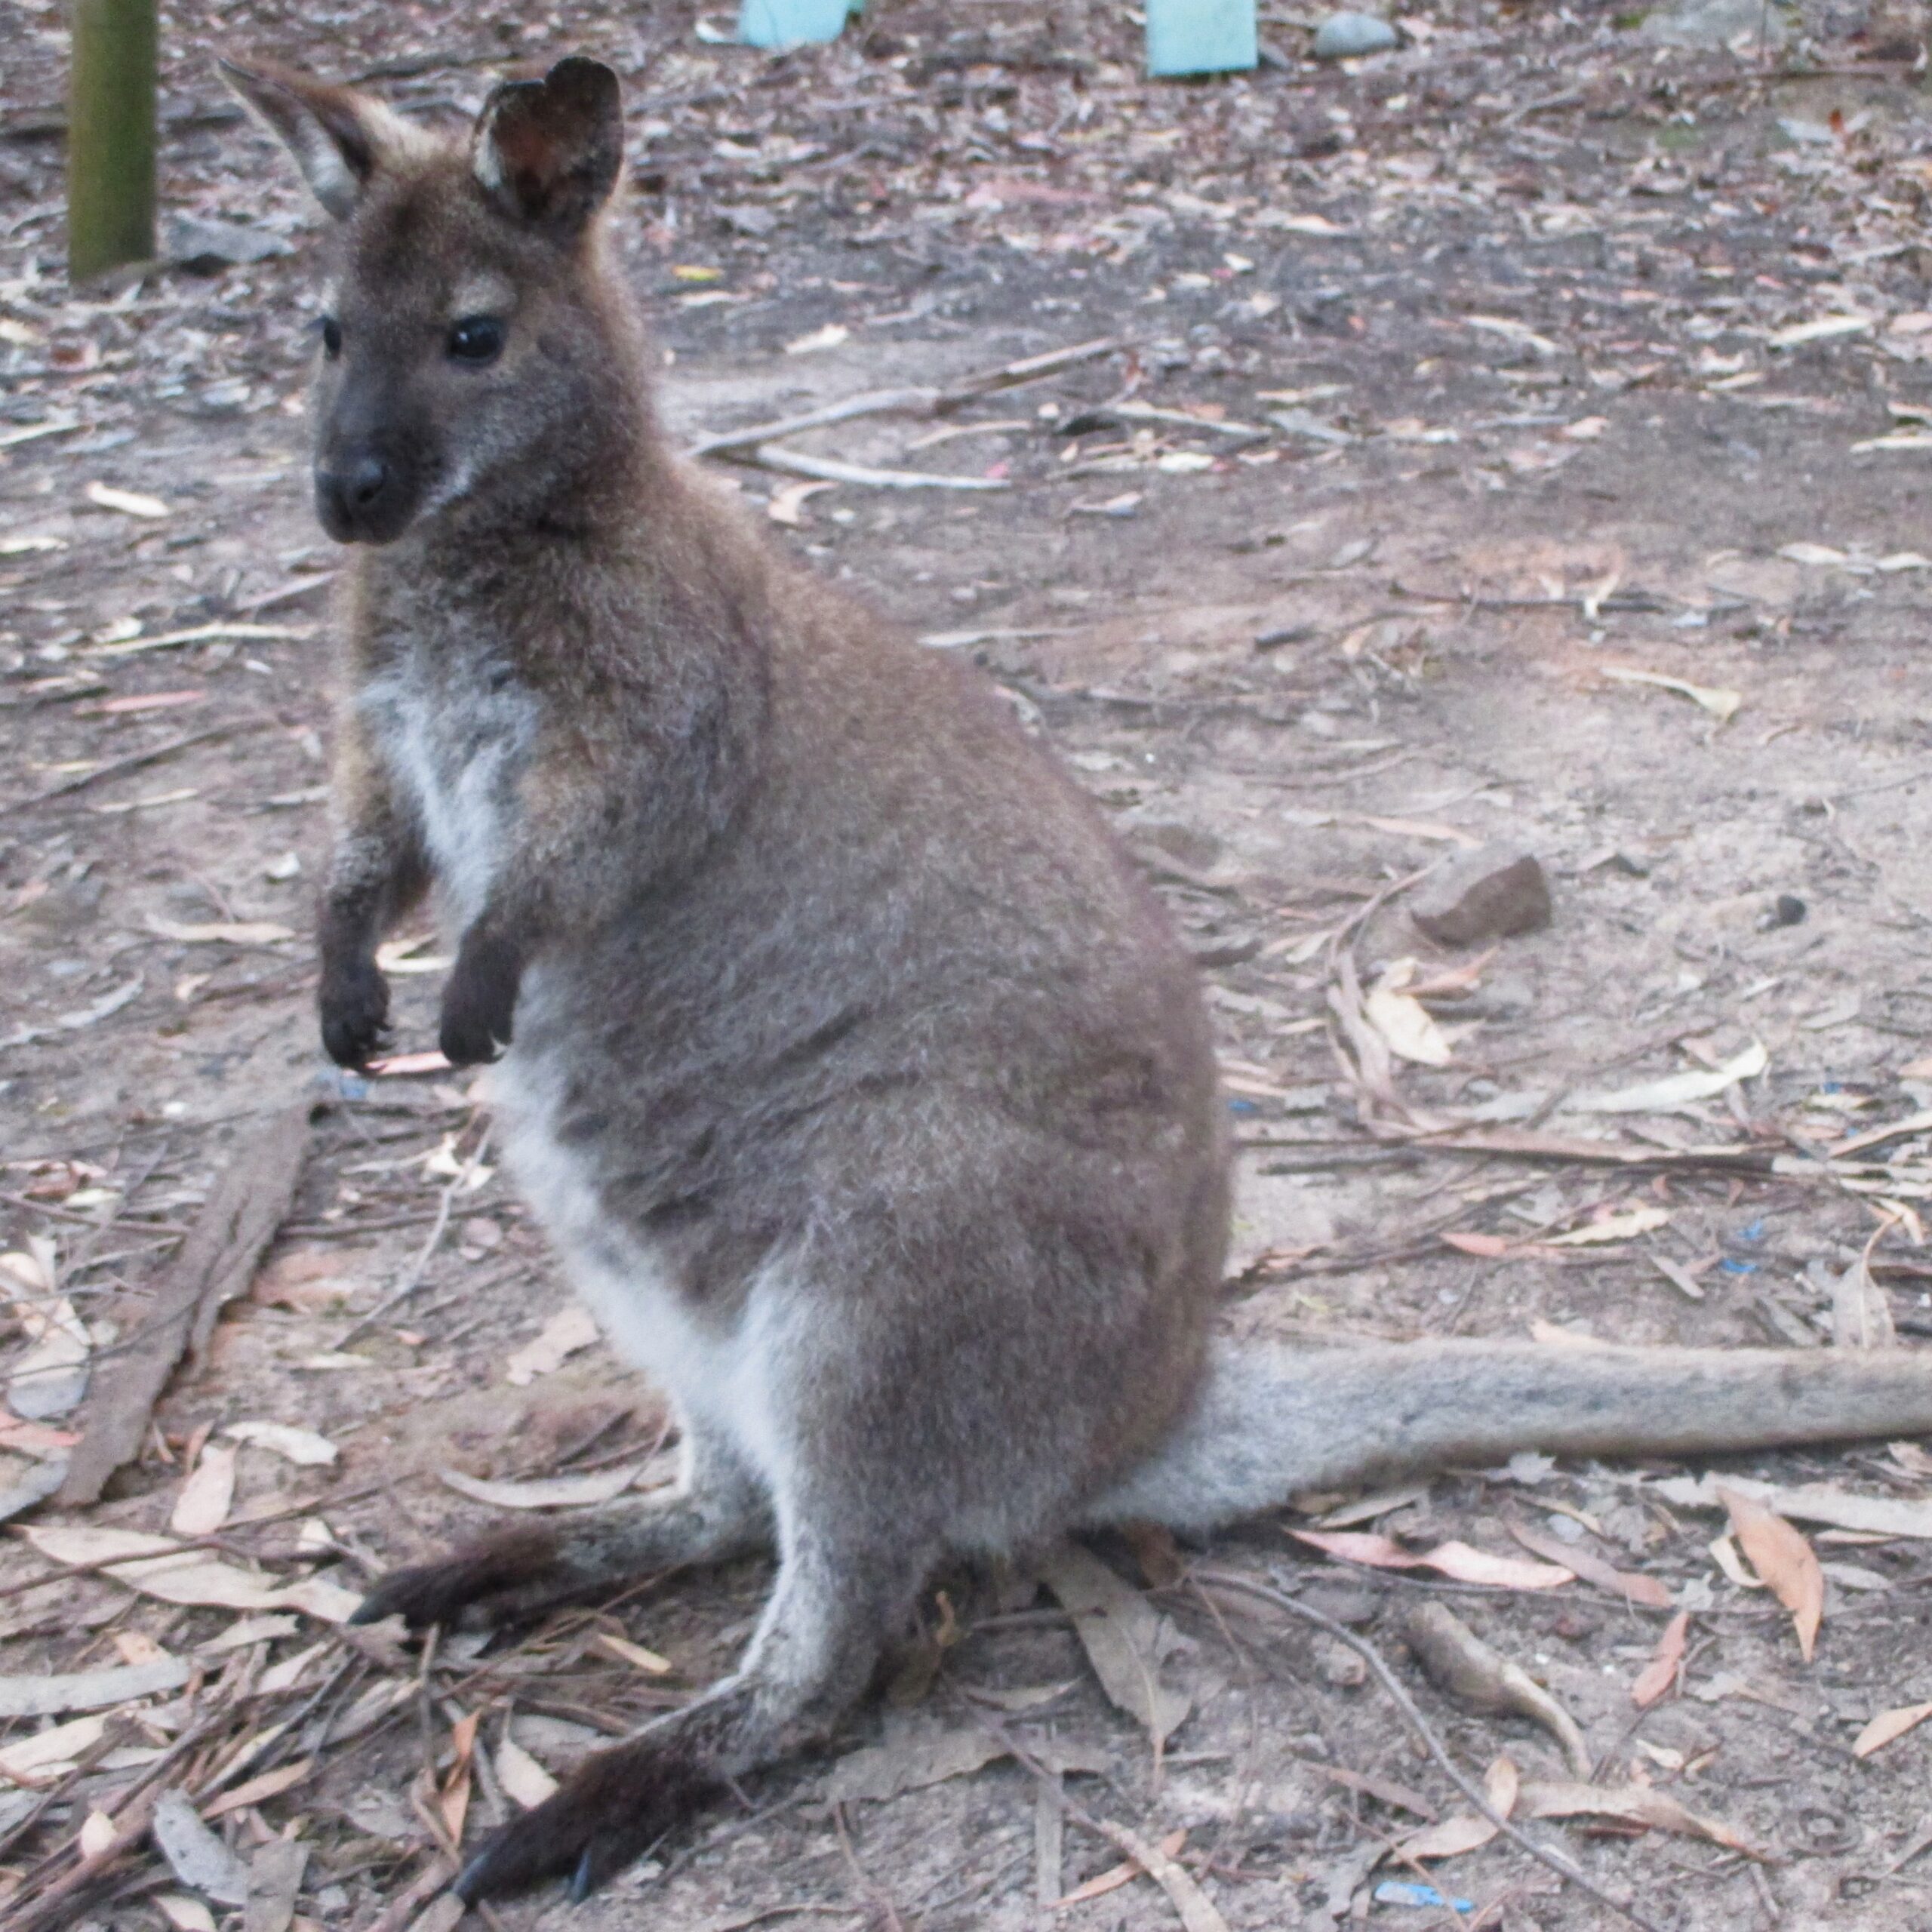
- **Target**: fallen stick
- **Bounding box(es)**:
[741,445,1011,491]
[57,1098,315,1506]
[357,1853,457,1932]
[339,1127,491,1345]
[685,336,1118,460]
[86,620,311,660]
[0,720,269,819]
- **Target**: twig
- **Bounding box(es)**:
[338,1127,491,1344]
[0,1478,395,1601]
[992,1733,1229,1932]
[86,621,311,660]
[1190,1571,1665,1932]
[739,445,1011,491]
[356,1854,457,1932]
[1,721,270,819]
[685,337,1118,460]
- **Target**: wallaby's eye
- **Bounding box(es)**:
[319,315,343,358]
[447,315,506,365]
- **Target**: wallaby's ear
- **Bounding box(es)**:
[472,57,624,237]
[218,57,420,220]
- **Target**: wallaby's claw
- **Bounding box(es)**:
[350,1525,562,1630]
[453,1734,717,1903]
[318,961,391,1070]
[438,929,522,1066]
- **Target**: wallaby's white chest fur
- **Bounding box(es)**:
[361,656,538,932]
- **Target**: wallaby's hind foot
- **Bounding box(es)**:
[354,1452,773,1631]
[454,1515,936,1903]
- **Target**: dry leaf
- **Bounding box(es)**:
[1654,1472,1932,1540]
[8,1294,90,1420]
[506,1305,599,1386]
[784,322,851,354]
[1546,1204,1669,1247]
[768,479,834,525]
[496,1734,560,1808]
[154,1899,217,1932]
[1602,666,1741,722]
[1509,1521,1672,1608]
[202,1758,314,1819]
[1396,1811,1499,1862]
[1396,1756,1517,1863]
[170,1441,236,1537]
[1291,1528,1574,1592]
[1567,1041,1767,1116]
[20,1526,359,1623]
[591,1631,672,1675]
[1441,1230,1513,1258]
[1832,1248,1895,1349]
[154,1789,251,1904]
[1721,1487,1824,1663]
[1516,1779,1764,1858]
[819,1712,1012,1803]
[1364,976,1454,1068]
[144,915,294,946]
[1632,1611,1690,1709]
[0,1655,189,1719]
[1056,1828,1187,1906]
[438,1463,641,1510]
[86,480,170,518]
[440,1709,481,1846]
[0,1713,106,1783]
[1038,1543,1192,1744]
[1853,1701,1932,1758]
[222,1421,337,1466]
[1307,1762,1438,1820]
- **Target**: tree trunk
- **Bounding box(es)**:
[68,0,157,283]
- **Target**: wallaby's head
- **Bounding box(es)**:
[220,55,640,546]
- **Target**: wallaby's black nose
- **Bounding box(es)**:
[315,450,412,544]
[346,454,389,507]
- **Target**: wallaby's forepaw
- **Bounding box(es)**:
[455,1734,720,1903]
[349,1525,563,1631]
[439,928,522,1066]
[318,960,391,1070]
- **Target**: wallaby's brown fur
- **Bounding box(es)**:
[223,53,1932,1908]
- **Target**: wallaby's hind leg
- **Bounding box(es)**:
[453,1509,937,1902]
[352,1420,771,1631]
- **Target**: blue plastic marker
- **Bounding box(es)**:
[737,0,859,51]
[1374,1879,1478,1912]
[1146,0,1258,75]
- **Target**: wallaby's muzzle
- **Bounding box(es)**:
[314,445,417,544]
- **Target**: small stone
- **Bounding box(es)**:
[718,203,778,238]
[1312,1633,1367,1688]
[164,214,293,274]
[1410,842,1552,946]
[1758,893,1807,930]
[1312,11,1399,57]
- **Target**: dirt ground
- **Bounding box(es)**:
[12,0,1932,1927]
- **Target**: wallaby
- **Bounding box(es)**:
[223,53,1932,1907]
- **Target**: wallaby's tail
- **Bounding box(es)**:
[1086,1340,1932,1534]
